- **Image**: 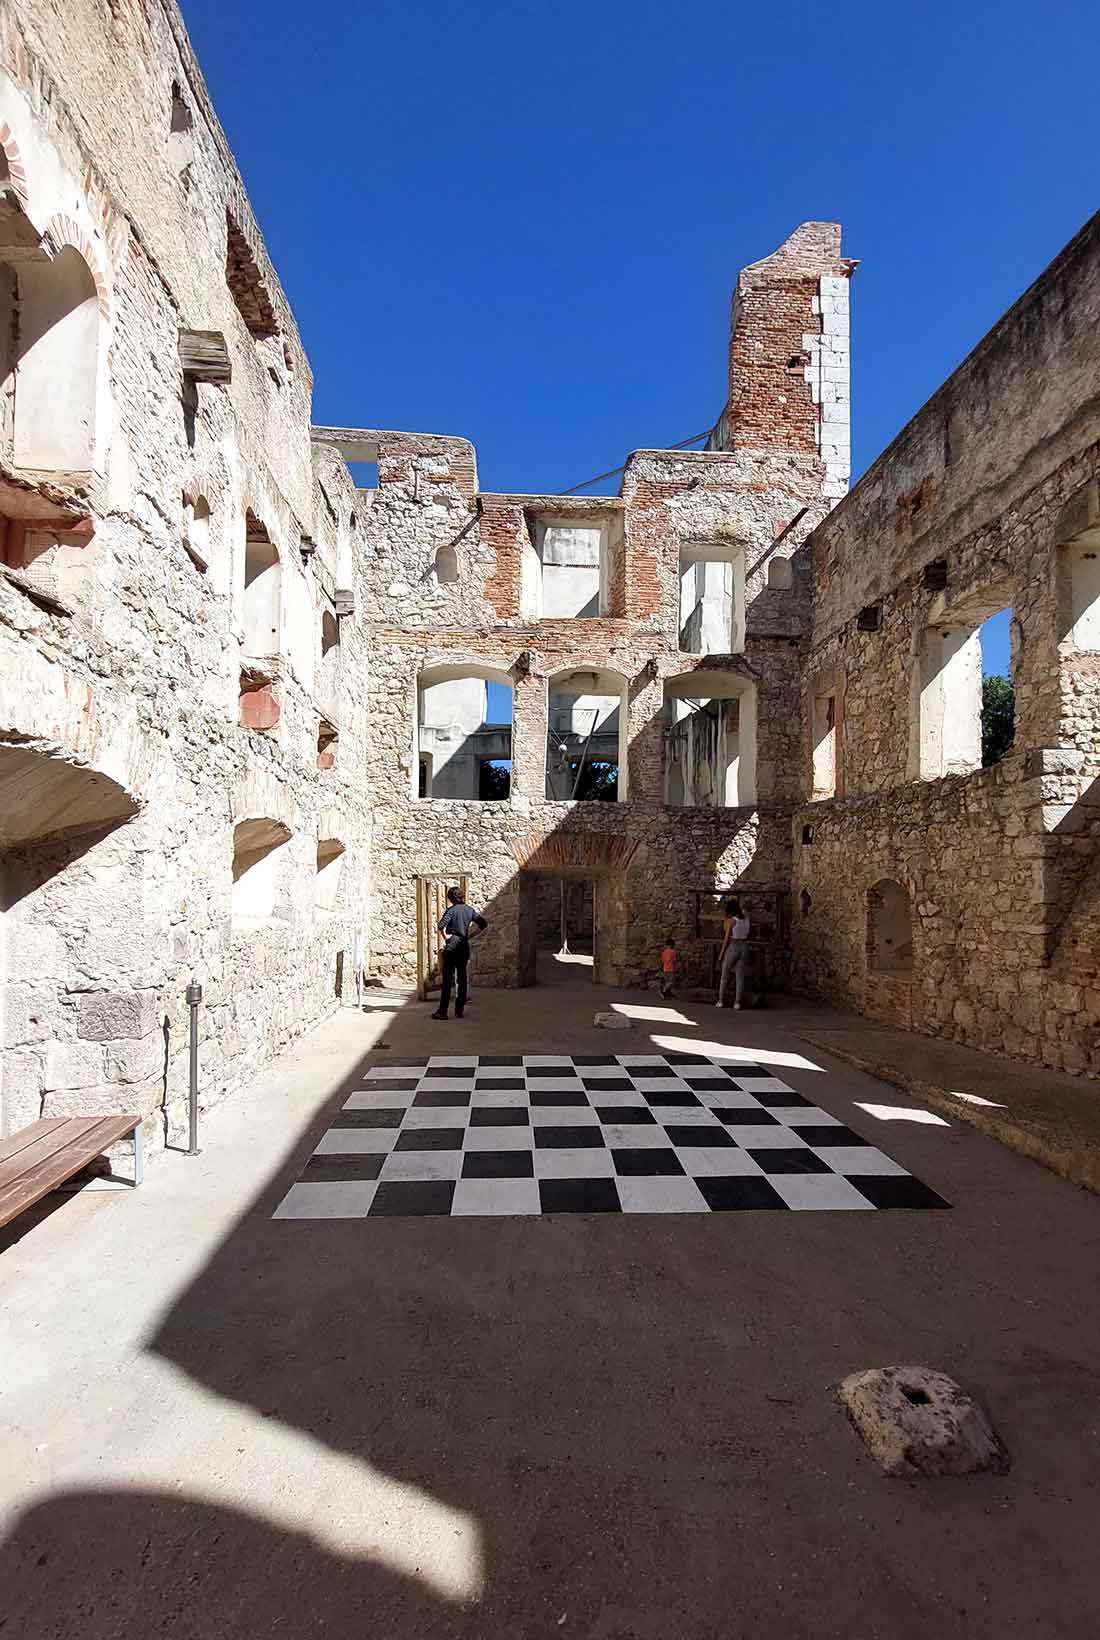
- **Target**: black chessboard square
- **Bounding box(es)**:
[538,1178,621,1213]
[747,1148,832,1174]
[462,1151,535,1179]
[696,1176,787,1211]
[470,1106,529,1127]
[612,1148,685,1177]
[370,1181,455,1216]
[533,1125,606,1149]
[394,1128,465,1151]
[663,1124,735,1147]
[852,1175,951,1210]
[301,1154,386,1182]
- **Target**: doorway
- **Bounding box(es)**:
[415,873,468,1001]
[517,872,597,987]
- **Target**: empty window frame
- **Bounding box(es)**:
[242,512,281,657]
[811,689,839,800]
[417,666,513,801]
[663,673,757,807]
[545,667,629,801]
[679,543,746,655]
[1056,485,1100,652]
[231,818,291,924]
[319,606,340,714]
[0,240,100,473]
[522,519,608,620]
[912,591,1012,779]
[182,493,212,572]
[315,838,345,911]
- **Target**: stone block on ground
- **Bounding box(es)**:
[839,1365,1010,1477]
[593,1011,631,1030]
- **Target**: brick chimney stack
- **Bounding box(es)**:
[714,222,858,501]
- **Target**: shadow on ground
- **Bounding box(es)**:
[5,973,1100,1639]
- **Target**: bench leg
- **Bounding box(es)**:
[133,1123,145,1188]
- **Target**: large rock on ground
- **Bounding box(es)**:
[839,1365,1010,1477]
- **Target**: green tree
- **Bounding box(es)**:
[478,759,511,800]
[981,674,1015,767]
[571,759,619,801]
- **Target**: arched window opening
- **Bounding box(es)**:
[867,879,913,975]
[545,667,628,801]
[315,838,345,911]
[435,542,459,585]
[242,512,280,657]
[768,557,793,591]
[5,246,99,473]
[231,818,291,925]
[417,665,513,801]
[679,543,746,655]
[183,493,211,572]
[663,672,756,807]
[799,889,812,917]
[319,607,340,718]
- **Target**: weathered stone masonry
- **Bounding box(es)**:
[334,222,853,999]
[0,0,370,1150]
[793,214,1100,1076]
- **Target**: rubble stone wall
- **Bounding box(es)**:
[0,3,373,1149]
[795,212,1100,1074]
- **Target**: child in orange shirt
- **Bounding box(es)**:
[659,937,677,998]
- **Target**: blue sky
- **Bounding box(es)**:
[181,0,1096,678]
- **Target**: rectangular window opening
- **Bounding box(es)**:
[678,547,745,655]
[811,692,837,800]
[418,675,513,802]
[915,597,1013,779]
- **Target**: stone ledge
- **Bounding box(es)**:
[793,1009,1100,1197]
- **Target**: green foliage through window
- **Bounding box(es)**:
[981,674,1014,767]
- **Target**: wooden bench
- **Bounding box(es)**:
[0,1115,143,1229]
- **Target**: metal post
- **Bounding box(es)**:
[186,978,202,1156]
[559,709,601,958]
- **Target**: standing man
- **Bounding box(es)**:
[431,884,488,1021]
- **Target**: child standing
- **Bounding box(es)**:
[659,937,678,998]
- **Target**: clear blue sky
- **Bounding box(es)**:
[181,0,1096,676]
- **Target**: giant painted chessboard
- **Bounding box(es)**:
[273,1053,950,1218]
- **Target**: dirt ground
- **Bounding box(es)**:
[3,971,1099,1639]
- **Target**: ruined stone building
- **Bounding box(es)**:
[2,0,1099,1156]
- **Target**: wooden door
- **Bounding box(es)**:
[415,875,467,1000]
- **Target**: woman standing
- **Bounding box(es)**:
[716,897,751,1010]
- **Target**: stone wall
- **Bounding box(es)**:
[794,211,1100,1075]
[0,2,373,1150]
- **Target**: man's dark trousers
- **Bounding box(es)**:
[439,942,469,1016]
